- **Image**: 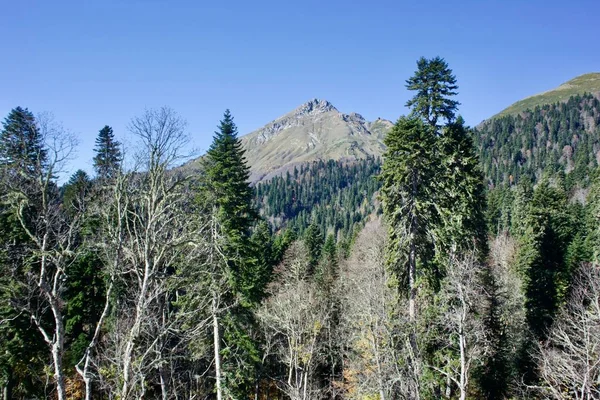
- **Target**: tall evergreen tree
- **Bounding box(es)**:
[0,107,47,181]
[204,109,260,302]
[0,107,48,398]
[436,116,488,259]
[93,125,121,179]
[202,110,261,398]
[517,181,574,339]
[62,169,92,214]
[380,115,440,320]
[303,222,324,275]
[406,56,459,129]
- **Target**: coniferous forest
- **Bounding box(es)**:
[1,57,600,400]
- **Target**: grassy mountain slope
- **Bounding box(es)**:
[494,73,600,118]
[240,99,391,181]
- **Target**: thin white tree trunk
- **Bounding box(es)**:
[50,309,66,400]
[459,301,468,400]
[121,266,150,399]
[213,291,223,400]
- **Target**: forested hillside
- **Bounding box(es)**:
[475,93,600,188]
[254,157,381,239]
[1,58,600,400]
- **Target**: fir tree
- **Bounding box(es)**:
[0,107,49,397]
[202,110,261,397]
[406,56,459,129]
[303,222,324,275]
[380,115,440,320]
[0,107,47,181]
[93,125,121,180]
[437,116,488,259]
[62,169,92,215]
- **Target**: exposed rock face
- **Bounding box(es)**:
[239,99,393,182]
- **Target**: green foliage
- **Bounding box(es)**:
[62,169,92,215]
[474,93,600,188]
[406,56,459,129]
[255,157,381,240]
[303,222,324,274]
[0,107,49,397]
[436,117,488,258]
[202,109,263,397]
[317,233,338,290]
[250,220,275,301]
[515,181,575,340]
[0,106,47,179]
[204,109,259,303]
[380,115,440,288]
[93,125,121,179]
[586,172,600,262]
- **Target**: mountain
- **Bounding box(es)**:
[240,99,392,181]
[492,73,600,119]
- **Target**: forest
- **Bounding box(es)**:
[1,57,599,400]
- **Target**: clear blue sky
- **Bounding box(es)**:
[1,0,599,178]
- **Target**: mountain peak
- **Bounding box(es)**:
[240,100,390,182]
[294,99,338,116]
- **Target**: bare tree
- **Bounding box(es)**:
[340,218,415,400]
[1,113,78,400]
[535,263,600,400]
[488,232,528,394]
[98,107,200,399]
[74,169,125,400]
[258,241,329,400]
[428,250,488,400]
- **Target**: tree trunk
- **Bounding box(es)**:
[409,169,418,322]
[52,337,66,400]
[213,291,223,400]
[372,323,386,400]
[160,366,168,400]
[459,322,467,400]
[48,297,67,400]
[3,373,12,400]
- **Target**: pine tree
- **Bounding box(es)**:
[60,170,105,371]
[93,125,121,180]
[318,233,338,289]
[406,56,459,129]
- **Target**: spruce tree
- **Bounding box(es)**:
[517,181,574,339]
[93,125,121,180]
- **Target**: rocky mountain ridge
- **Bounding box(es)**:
[240,99,392,181]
